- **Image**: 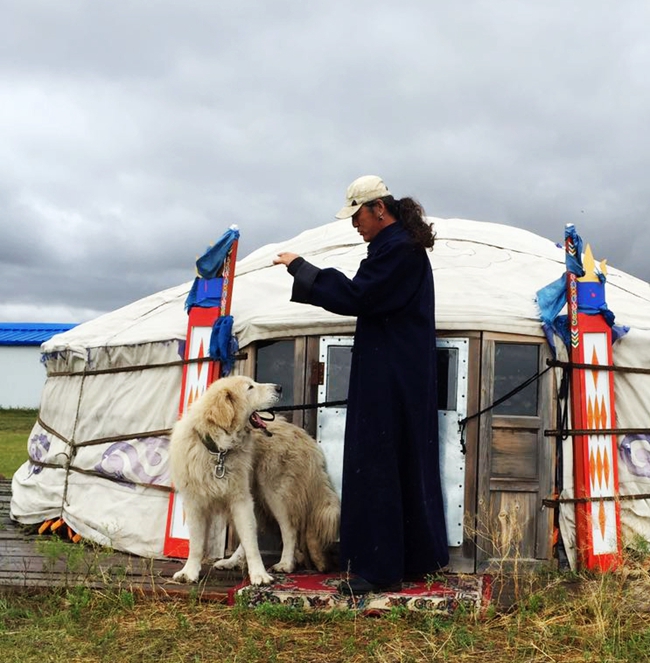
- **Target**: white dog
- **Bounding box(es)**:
[169,375,340,586]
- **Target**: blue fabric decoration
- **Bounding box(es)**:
[551,315,571,349]
[196,227,240,279]
[543,316,629,355]
[537,276,617,329]
[185,277,224,311]
[536,225,585,331]
[536,274,567,327]
[564,224,585,277]
[542,320,566,357]
[209,315,239,376]
[184,225,239,311]
[613,325,631,343]
[541,323,558,358]
[536,225,629,355]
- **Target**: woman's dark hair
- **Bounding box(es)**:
[367,196,436,249]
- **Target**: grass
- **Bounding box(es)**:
[0,408,36,478]
[3,410,650,660]
[1,562,650,662]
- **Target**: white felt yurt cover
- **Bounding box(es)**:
[10,218,650,562]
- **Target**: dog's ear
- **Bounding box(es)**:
[208,386,238,432]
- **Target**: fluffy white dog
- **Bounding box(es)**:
[169,375,340,586]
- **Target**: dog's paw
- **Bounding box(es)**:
[173,568,199,583]
[213,557,245,571]
[270,560,295,574]
[249,570,274,586]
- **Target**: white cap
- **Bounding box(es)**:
[335,175,392,219]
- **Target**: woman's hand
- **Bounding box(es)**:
[273,252,300,267]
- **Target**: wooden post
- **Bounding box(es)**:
[565,225,622,571]
[163,232,239,558]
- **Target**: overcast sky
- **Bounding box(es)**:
[1,0,649,323]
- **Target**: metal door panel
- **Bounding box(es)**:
[316,336,468,548]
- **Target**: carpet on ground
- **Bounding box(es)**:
[228,572,491,614]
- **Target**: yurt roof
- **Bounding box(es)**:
[43,218,650,357]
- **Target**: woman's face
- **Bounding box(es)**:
[351,204,384,242]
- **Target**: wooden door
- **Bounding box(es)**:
[475,334,555,570]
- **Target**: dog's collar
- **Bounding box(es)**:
[200,434,228,479]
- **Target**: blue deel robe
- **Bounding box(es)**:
[288,221,449,585]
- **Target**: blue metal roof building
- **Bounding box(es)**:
[0,323,78,407]
[0,323,77,346]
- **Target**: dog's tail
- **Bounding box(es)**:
[305,482,340,573]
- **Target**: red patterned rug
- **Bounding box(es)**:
[228,572,491,614]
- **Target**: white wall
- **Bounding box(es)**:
[0,346,46,408]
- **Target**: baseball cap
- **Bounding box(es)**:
[335,175,392,219]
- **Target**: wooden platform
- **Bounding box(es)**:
[0,479,243,601]
[1,480,503,611]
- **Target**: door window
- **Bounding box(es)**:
[255,339,294,408]
[438,347,459,411]
[325,345,352,403]
[493,343,539,416]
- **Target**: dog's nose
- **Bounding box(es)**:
[275,384,282,395]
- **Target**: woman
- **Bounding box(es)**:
[274,175,448,594]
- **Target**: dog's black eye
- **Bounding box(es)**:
[248,385,254,390]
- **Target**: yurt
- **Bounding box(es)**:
[10,217,650,573]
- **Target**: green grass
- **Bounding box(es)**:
[2,566,650,662]
[0,408,37,478]
[3,407,650,660]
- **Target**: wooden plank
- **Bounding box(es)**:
[0,558,239,594]
[475,335,494,567]
[489,479,539,492]
[438,330,481,340]
[303,336,322,439]
[492,416,541,429]
[536,343,556,560]
[0,531,30,540]
[0,568,238,586]
[293,337,307,428]
[0,567,236,586]
[486,491,538,561]
[482,331,546,343]
[0,578,232,602]
[491,429,538,479]
[235,342,256,379]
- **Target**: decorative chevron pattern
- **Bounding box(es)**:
[588,446,611,493]
[184,329,211,411]
[582,332,618,554]
[598,502,607,541]
[571,330,579,348]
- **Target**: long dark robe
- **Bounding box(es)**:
[289,221,449,585]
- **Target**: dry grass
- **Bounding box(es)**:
[3,411,650,660]
[2,554,650,662]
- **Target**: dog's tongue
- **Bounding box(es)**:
[250,412,267,429]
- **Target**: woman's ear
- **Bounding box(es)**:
[373,199,387,220]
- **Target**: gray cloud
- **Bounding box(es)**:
[1,0,649,322]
